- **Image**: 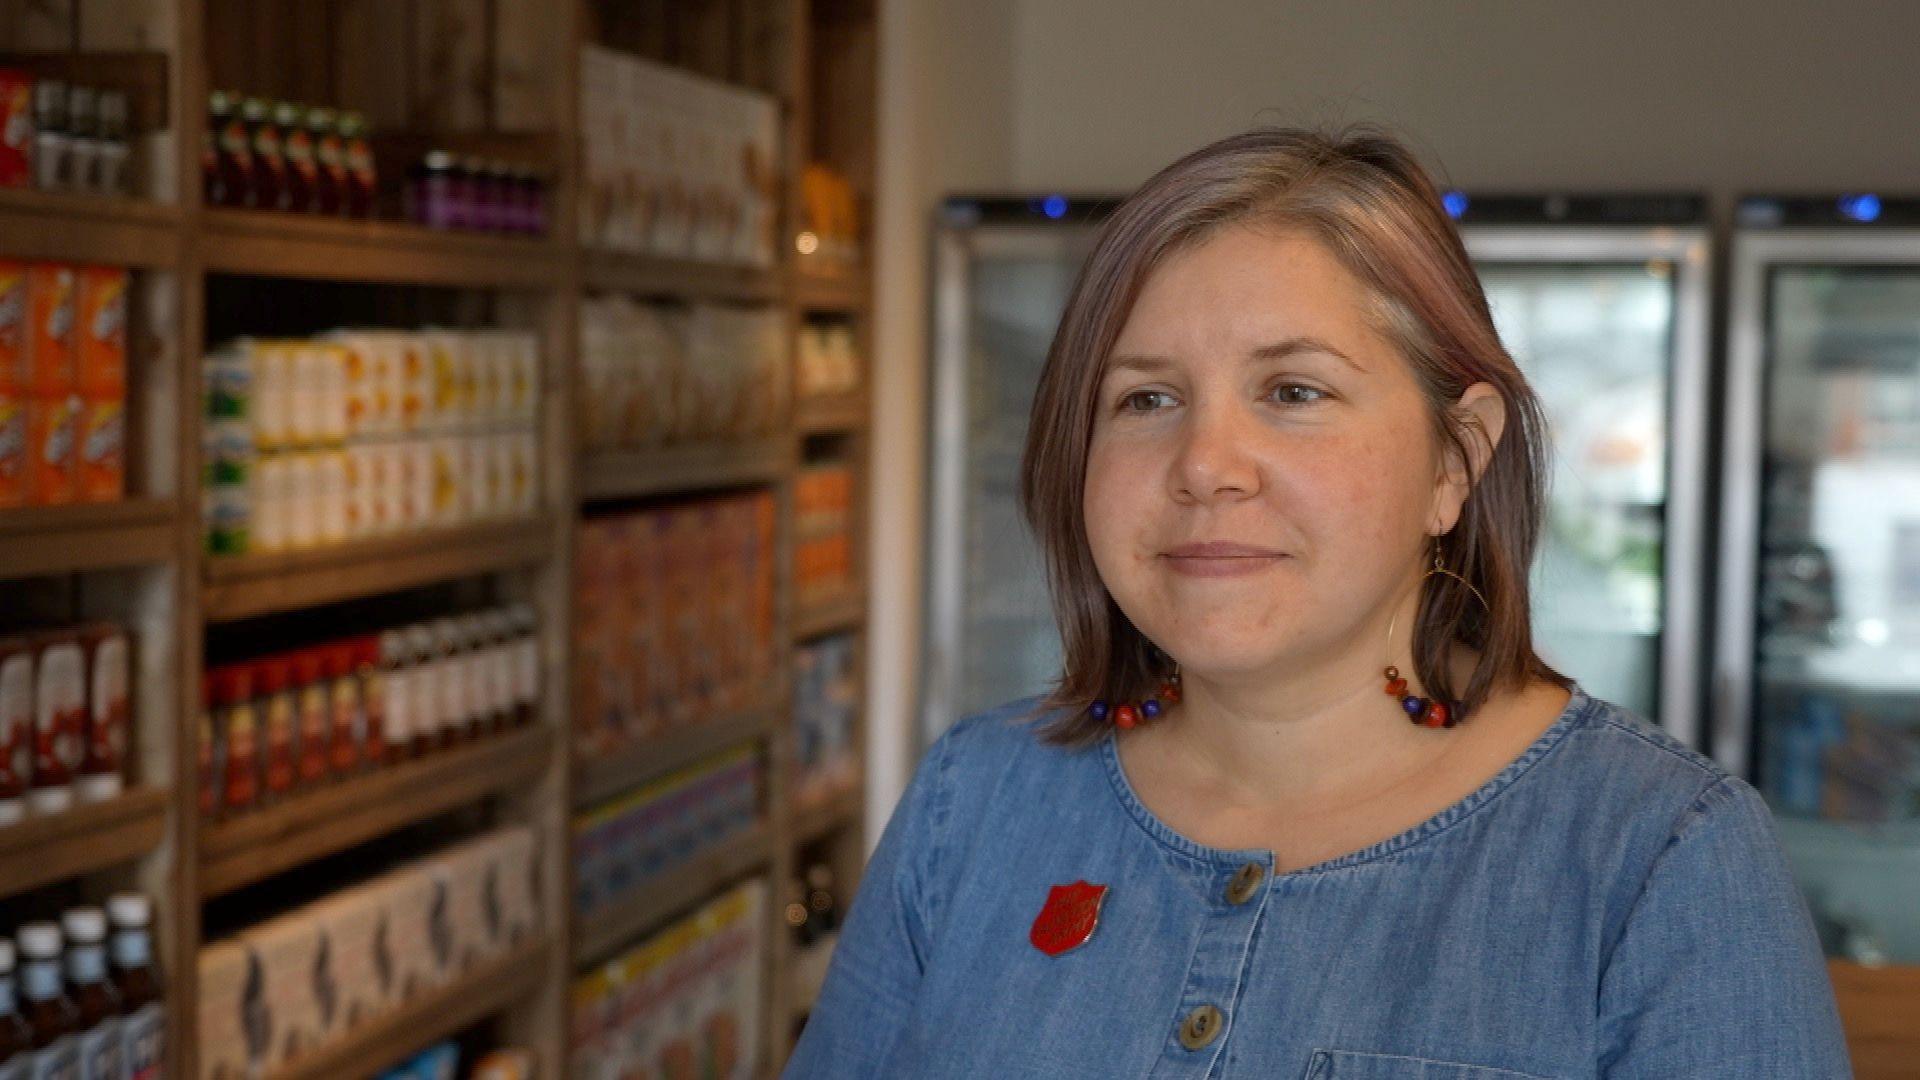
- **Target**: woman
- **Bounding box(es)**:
[785,127,1850,1078]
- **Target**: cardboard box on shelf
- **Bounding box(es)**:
[196,939,261,1080]
[311,883,394,1032]
[243,911,330,1068]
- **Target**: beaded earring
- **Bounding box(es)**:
[1385,542,1488,729]
[1088,648,1182,730]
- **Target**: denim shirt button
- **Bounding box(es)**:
[1178,1004,1224,1050]
[1225,861,1265,905]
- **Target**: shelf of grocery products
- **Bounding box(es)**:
[794,391,870,436]
[0,188,183,267]
[200,724,552,897]
[0,787,169,898]
[199,208,565,288]
[266,935,552,1080]
[200,516,554,621]
[793,590,866,641]
[1829,960,1920,1076]
[789,935,838,1020]
[580,247,781,303]
[791,786,863,849]
[573,706,777,810]
[0,499,178,581]
[572,823,773,968]
[794,263,869,313]
[577,439,793,503]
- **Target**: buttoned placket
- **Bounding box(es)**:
[1146,852,1275,1079]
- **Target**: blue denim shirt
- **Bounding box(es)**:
[784,688,1852,1078]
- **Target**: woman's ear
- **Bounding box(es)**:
[1429,382,1507,533]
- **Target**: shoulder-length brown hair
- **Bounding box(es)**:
[1018,124,1567,746]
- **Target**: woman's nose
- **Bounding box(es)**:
[1171,399,1260,502]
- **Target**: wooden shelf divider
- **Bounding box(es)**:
[265,936,552,1080]
[0,500,178,582]
[794,391,870,436]
[200,725,552,897]
[571,824,774,969]
[0,189,184,268]
[574,707,778,810]
[201,517,553,621]
[793,590,866,641]
[577,439,793,503]
[0,788,170,898]
[200,208,565,288]
[580,248,781,303]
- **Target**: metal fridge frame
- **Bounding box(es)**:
[1462,224,1715,750]
[921,211,1109,753]
[1714,226,1920,780]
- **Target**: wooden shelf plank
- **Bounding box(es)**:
[0,500,178,581]
[794,391,869,436]
[791,786,863,849]
[266,936,551,1080]
[572,825,772,968]
[202,517,553,621]
[200,725,552,898]
[578,439,792,503]
[573,708,776,810]
[0,189,182,267]
[0,788,169,898]
[794,265,868,313]
[580,248,780,303]
[793,591,865,641]
[200,208,564,288]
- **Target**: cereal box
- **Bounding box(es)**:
[75,265,128,397]
[26,263,76,397]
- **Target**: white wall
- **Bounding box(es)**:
[867,0,1920,828]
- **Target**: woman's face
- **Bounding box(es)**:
[1084,224,1476,687]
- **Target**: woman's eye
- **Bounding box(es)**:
[1118,389,1176,413]
[1267,383,1327,405]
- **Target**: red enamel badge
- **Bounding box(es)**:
[1029,880,1108,956]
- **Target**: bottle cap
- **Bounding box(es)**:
[107,893,151,929]
[61,908,107,944]
[17,923,62,959]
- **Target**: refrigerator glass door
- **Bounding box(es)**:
[1478,262,1678,721]
[923,226,1098,746]
[1752,262,1920,963]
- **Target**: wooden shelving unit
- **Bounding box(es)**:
[201,518,555,621]
[0,789,170,897]
[0,0,876,1075]
[199,725,553,897]
[571,824,775,968]
[265,936,553,1080]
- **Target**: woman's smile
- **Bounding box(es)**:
[1158,540,1290,577]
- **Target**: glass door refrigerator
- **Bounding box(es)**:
[1718,194,1920,968]
[1454,195,1713,749]
[922,196,1114,750]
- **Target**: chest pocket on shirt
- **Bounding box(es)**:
[1305,1049,1555,1079]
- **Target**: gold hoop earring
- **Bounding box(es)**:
[1380,539,1485,729]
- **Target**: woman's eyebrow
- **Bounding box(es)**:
[1106,337,1363,375]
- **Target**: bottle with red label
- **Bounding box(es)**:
[214,666,257,815]
[255,656,296,799]
[339,111,376,218]
[210,91,252,208]
[355,636,386,767]
[324,643,360,775]
[292,649,330,785]
[29,635,84,815]
[276,101,316,214]
[106,894,162,1080]
[241,96,285,211]
[309,106,345,216]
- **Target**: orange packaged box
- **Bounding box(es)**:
[0,387,23,508]
[0,261,25,391]
[26,393,78,504]
[26,264,76,398]
[76,394,124,502]
[76,266,128,398]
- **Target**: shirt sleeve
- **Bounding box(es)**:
[780,720,960,1078]
[1597,775,1854,1078]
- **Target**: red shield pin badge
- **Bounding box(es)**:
[1029,880,1109,957]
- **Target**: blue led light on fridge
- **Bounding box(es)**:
[1838,193,1882,223]
[1442,191,1469,220]
[1042,195,1069,220]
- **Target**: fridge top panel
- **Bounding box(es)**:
[1445,192,1706,226]
[1739,194,1920,228]
[940,195,1122,228]
[1464,224,1710,264]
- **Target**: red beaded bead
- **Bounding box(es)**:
[1114,704,1139,730]
[1422,701,1450,728]
[1385,677,1408,696]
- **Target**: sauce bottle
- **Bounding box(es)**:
[0,640,30,827]
[377,631,411,763]
[354,636,386,767]
[240,97,284,211]
[339,111,376,219]
[324,643,360,775]
[105,895,162,1080]
[255,657,296,798]
[215,666,258,816]
[509,603,539,726]
[292,649,330,786]
[210,91,252,208]
[432,618,471,745]
[63,87,99,197]
[58,909,120,1080]
[0,940,34,1076]
[276,101,316,214]
[404,625,438,757]
[30,81,68,193]
[15,923,79,1080]
[30,636,85,816]
[309,107,344,216]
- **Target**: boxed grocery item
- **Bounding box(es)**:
[379,865,451,996]
[0,70,30,188]
[312,882,395,1028]
[75,393,123,502]
[77,622,129,802]
[494,823,540,946]
[25,392,78,504]
[26,263,76,397]
[244,910,330,1067]
[196,939,262,1080]
[423,834,499,972]
[0,638,31,825]
[75,265,127,397]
